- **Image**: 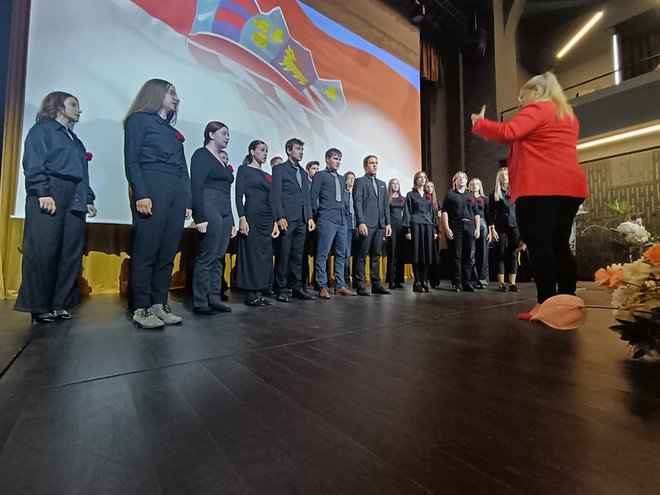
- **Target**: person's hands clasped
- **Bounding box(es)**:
[196,221,208,234]
[39,196,56,215]
[86,204,97,218]
[471,105,486,126]
[136,198,153,215]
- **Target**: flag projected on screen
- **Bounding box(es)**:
[15,0,421,224]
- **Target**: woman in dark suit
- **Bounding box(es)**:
[468,177,489,289]
[235,140,280,306]
[15,91,96,322]
[404,171,438,292]
[190,121,236,315]
[488,167,520,292]
[124,79,191,329]
[386,178,406,289]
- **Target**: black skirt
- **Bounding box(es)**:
[410,222,439,264]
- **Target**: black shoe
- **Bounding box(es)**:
[193,306,218,315]
[276,293,291,303]
[53,309,72,320]
[498,283,508,292]
[475,282,486,289]
[31,312,55,323]
[209,302,232,313]
[413,282,423,293]
[388,283,396,290]
[245,298,266,307]
[462,284,476,292]
[220,292,229,302]
[430,284,441,290]
[394,283,405,289]
[292,289,316,300]
[424,283,430,293]
[257,297,273,306]
[262,287,275,297]
[451,285,461,292]
[508,284,520,293]
[357,287,371,297]
[371,285,391,295]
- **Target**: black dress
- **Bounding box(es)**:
[386,195,406,284]
[403,190,439,264]
[235,165,275,291]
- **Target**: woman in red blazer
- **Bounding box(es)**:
[471,72,588,317]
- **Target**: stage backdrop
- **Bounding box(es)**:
[14,0,421,224]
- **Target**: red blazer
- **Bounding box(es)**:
[472,101,588,202]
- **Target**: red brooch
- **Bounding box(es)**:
[467,196,474,202]
[265,174,272,184]
[85,152,93,161]
[477,197,485,203]
[175,132,185,142]
[426,194,432,200]
[399,196,406,202]
[227,164,234,173]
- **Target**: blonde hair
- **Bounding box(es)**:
[493,167,509,202]
[521,72,573,119]
[388,178,401,201]
[451,171,467,190]
[124,79,175,125]
[468,178,485,198]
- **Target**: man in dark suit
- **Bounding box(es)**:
[271,138,316,302]
[310,149,358,299]
[353,155,392,296]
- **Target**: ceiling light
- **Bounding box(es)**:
[557,11,604,59]
[577,123,660,150]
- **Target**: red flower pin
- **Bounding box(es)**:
[85,152,93,161]
[467,196,475,202]
[426,194,432,200]
[265,174,272,184]
[175,132,185,142]
[399,196,406,202]
[226,164,234,173]
[477,197,485,203]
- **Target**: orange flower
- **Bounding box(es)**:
[643,244,660,266]
[595,266,624,288]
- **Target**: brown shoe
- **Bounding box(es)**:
[319,288,331,299]
[336,287,358,296]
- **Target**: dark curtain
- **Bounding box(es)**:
[617,7,660,80]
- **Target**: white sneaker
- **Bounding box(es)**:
[133,307,165,329]
[150,303,183,325]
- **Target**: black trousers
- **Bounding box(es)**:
[345,228,357,286]
[471,219,489,284]
[301,229,316,288]
[15,178,86,313]
[274,218,306,293]
[192,195,232,308]
[354,226,384,288]
[385,230,405,285]
[447,219,476,287]
[495,226,520,275]
[130,171,186,309]
[516,196,583,303]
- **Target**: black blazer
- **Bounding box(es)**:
[353,174,390,229]
[271,159,312,223]
[488,192,517,231]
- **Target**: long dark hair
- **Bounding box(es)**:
[124,78,175,126]
[203,121,228,146]
[36,91,75,122]
[242,140,266,166]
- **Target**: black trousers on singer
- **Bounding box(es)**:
[130,170,186,309]
[516,196,583,304]
[15,177,86,314]
[447,218,476,287]
[354,226,384,289]
[274,218,306,293]
[192,192,232,308]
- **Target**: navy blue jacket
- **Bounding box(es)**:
[310,168,346,224]
[22,118,95,212]
[271,159,312,222]
[190,147,234,224]
[353,174,390,229]
[124,111,191,206]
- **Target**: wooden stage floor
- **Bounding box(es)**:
[0,283,658,494]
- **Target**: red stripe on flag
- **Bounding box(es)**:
[214,8,248,30]
[231,0,259,15]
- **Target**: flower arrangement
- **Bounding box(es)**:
[595,244,660,358]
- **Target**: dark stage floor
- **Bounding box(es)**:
[0,283,659,494]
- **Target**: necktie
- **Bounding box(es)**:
[294,166,302,188]
[371,176,378,196]
[348,190,354,216]
[331,171,341,201]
